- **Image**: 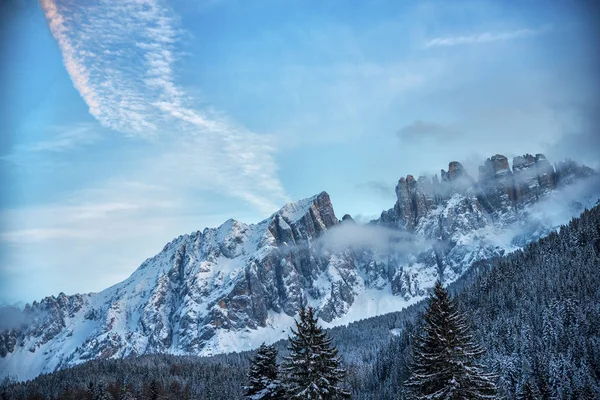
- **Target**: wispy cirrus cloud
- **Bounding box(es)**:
[39,0,288,213]
[25,124,102,153]
[0,124,103,172]
[424,26,551,48]
[0,0,292,302]
[1,228,89,244]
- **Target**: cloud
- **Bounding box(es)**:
[27,126,100,153]
[357,181,395,199]
[397,120,456,143]
[424,26,550,48]
[546,102,600,170]
[0,306,43,330]
[316,222,433,256]
[39,0,288,214]
[0,228,89,244]
[22,124,102,154]
[0,124,103,170]
[0,178,240,302]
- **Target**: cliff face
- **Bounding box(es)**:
[381,153,594,232]
[1,154,597,381]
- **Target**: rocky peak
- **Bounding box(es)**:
[381,153,595,230]
[341,214,355,223]
[269,191,337,244]
[512,153,536,172]
[442,161,466,181]
[386,173,438,232]
[478,154,516,218]
[511,153,556,206]
[555,159,596,185]
[478,154,511,184]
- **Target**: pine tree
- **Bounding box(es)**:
[406,281,497,399]
[149,380,159,400]
[120,391,137,400]
[282,306,350,399]
[85,382,95,400]
[518,380,537,400]
[244,343,283,399]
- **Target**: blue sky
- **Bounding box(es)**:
[1,0,599,304]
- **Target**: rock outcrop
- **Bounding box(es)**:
[512,153,555,206]
[380,153,594,231]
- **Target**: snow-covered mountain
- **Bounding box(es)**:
[1,153,598,381]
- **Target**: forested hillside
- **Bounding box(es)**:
[2,204,599,400]
[367,203,600,399]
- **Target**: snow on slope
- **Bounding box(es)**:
[1,156,598,381]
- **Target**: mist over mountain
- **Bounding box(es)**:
[1,152,598,382]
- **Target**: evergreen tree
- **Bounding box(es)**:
[85,382,95,400]
[282,307,350,399]
[518,380,537,400]
[149,380,159,400]
[119,391,137,400]
[244,343,283,399]
[406,281,497,399]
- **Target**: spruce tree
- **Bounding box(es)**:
[282,306,350,399]
[244,343,283,399]
[149,380,159,400]
[406,281,497,399]
[85,382,95,400]
[518,381,537,400]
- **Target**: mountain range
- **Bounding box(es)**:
[1,152,598,381]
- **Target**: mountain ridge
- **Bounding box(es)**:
[3,202,599,399]
[1,152,598,381]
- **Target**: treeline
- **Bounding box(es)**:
[2,204,600,399]
[1,353,250,400]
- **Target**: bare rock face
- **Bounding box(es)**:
[341,214,355,223]
[535,154,555,194]
[382,161,480,232]
[0,331,17,357]
[388,174,438,231]
[447,161,464,179]
[512,153,555,206]
[478,154,516,220]
[554,159,596,186]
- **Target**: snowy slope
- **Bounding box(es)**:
[1,153,598,381]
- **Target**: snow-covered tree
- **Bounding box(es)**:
[282,306,350,399]
[244,343,283,399]
[406,281,497,399]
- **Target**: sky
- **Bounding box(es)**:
[0,0,599,304]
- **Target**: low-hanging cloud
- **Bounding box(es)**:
[316,221,434,255]
[546,103,600,171]
[320,173,600,264]
[0,306,45,331]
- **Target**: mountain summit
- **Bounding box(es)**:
[0,153,597,381]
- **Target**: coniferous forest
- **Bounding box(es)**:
[2,204,599,399]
